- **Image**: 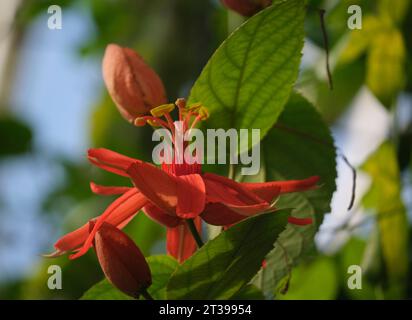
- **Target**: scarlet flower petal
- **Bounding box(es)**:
[88,148,140,177]
[90,182,132,196]
[104,191,147,227]
[203,173,269,217]
[242,176,320,201]
[176,174,206,219]
[127,161,178,214]
[103,44,167,122]
[166,217,202,263]
[53,189,147,259]
[226,202,273,215]
[51,225,90,256]
[203,172,268,205]
[201,203,246,226]
[94,222,152,298]
[287,216,313,226]
[143,203,182,228]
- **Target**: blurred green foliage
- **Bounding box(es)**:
[279,257,338,300]
[361,142,409,298]
[1,0,412,300]
[2,0,226,299]
[0,116,32,156]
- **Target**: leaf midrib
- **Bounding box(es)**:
[205,219,260,298]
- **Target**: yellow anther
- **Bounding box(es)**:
[187,102,203,111]
[175,98,186,109]
[180,102,203,117]
[187,102,209,119]
[180,102,209,120]
[147,119,161,127]
[134,117,147,126]
[150,103,175,117]
[198,106,209,120]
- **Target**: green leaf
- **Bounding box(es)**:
[254,93,337,297]
[144,255,179,300]
[315,59,366,123]
[361,142,409,297]
[167,211,290,300]
[338,238,378,299]
[361,226,385,284]
[80,279,132,300]
[339,15,380,65]
[81,255,178,300]
[377,0,410,24]
[339,11,407,108]
[366,27,406,107]
[278,257,338,300]
[188,0,305,148]
[231,285,265,300]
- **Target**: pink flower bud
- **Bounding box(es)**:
[221,0,272,17]
[102,44,167,122]
[93,222,152,298]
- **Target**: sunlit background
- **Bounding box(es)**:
[0,0,411,299]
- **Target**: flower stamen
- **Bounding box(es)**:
[175,98,186,122]
[150,103,176,136]
[150,103,175,117]
[134,116,170,129]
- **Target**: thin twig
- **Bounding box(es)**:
[338,152,357,210]
[318,9,333,90]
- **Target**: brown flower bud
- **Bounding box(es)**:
[93,222,152,298]
[221,0,272,17]
[102,44,167,122]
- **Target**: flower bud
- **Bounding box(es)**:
[221,0,272,17]
[93,222,152,298]
[102,44,167,122]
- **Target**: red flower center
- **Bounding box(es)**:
[161,162,202,176]
[135,98,207,176]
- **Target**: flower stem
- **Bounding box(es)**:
[186,219,204,248]
[228,163,236,180]
[140,288,154,300]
